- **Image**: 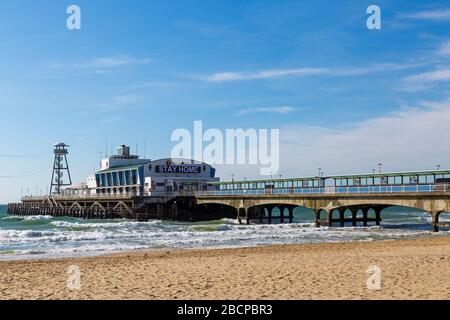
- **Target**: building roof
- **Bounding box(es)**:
[151,158,212,166]
[98,164,144,174]
[54,142,69,147]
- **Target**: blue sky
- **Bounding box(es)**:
[1,0,450,202]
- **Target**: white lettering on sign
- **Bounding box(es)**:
[156,165,202,174]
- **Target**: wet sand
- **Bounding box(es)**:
[0,237,449,300]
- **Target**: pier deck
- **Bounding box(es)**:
[7,193,232,222]
[8,170,450,231]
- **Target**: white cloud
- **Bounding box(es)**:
[278,99,450,176]
[438,41,450,56]
[400,9,450,20]
[50,55,150,70]
[130,81,181,90]
[236,106,297,116]
[395,83,433,93]
[216,99,450,180]
[403,69,450,83]
[397,40,450,91]
[206,68,327,82]
[113,95,142,105]
[79,95,143,116]
[89,56,150,68]
[203,63,419,82]
[333,63,420,76]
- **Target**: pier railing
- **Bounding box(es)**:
[195,184,449,197]
[20,191,199,202]
[18,184,450,201]
[21,192,142,202]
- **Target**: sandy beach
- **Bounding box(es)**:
[0,237,449,300]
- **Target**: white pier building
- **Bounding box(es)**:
[89,145,219,196]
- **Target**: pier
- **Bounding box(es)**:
[196,191,448,231]
[7,193,234,222]
[195,169,450,232]
[7,169,450,232]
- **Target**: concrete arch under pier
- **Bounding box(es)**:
[245,204,298,225]
[194,203,238,221]
[195,193,450,231]
[324,205,389,228]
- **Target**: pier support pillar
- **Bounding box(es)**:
[268,206,273,225]
[363,208,368,227]
[257,207,263,224]
[339,208,345,227]
[315,210,322,228]
[289,207,294,224]
[172,203,178,220]
[375,208,382,226]
[243,208,250,225]
[237,208,242,225]
[432,211,441,232]
[328,210,333,227]
[351,208,357,227]
[280,206,285,224]
[156,203,161,218]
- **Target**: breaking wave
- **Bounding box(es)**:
[0,205,448,261]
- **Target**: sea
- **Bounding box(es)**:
[0,204,448,261]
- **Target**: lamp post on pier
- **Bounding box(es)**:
[378,163,383,193]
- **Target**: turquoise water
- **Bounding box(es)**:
[0,204,448,260]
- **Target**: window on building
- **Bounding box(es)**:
[132,170,137,185]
